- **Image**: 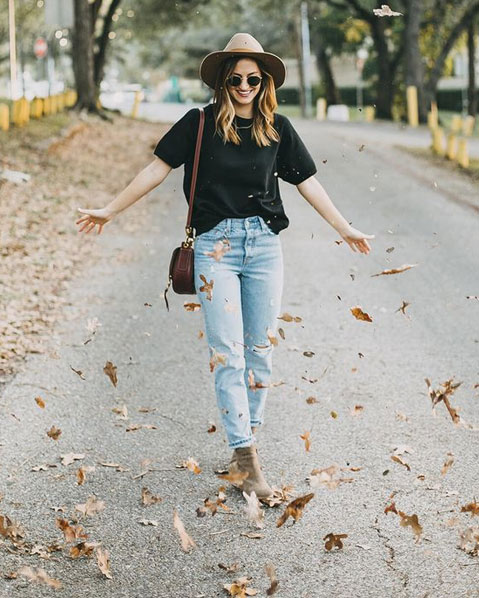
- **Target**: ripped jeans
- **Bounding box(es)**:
[194,215,284,449]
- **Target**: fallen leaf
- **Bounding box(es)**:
[103,360,118,387]
[141,487,163,506]
[95,546,112,579]
[350,306,372,322]
[243,491,265,528]
[300,430,311,452]
[173,509,196,552]
[265,562,279,595]
[16,565,62,589]
[371,264,418,277]
[75,495,105,517]
[276,493,314,527]
[47,426,61,440]
[60,453,85,466]
[323,532,348,550]
[35,396,45,408]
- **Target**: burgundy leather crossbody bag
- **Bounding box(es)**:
[164,107,205,311]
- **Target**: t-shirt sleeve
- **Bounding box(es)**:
[276,115,317,184]
[153,108,199,168]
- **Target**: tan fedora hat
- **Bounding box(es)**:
[199,32,286,90]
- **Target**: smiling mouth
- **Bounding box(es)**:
[236,90,253,97]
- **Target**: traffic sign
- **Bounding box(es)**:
[34,37,48,59]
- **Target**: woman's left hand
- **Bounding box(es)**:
[340,226,375,254]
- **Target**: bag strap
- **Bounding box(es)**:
[184,107,205,244]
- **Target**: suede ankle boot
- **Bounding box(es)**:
[230,446,273,500]
[229,427,258,469]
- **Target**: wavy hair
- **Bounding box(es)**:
[211,56,280,147]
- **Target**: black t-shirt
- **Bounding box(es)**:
[153,103,317,235]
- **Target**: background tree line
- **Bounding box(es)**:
[1,0,477,121]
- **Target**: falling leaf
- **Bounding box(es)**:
[323,532,348,550]
[138,519,159,526]
[243,491,265,528]
[330,410,338,419]
[207,423,217,433]
[0,514,24,541]
[47,426,61,440]
[265,563,279,595]
[358,144,365,152]
[371,264,418,277]
[112,404,128,419]
[173,509,196,552]
[125,423,157,432]
[16,565,62,589]
[184,302,201,312]
[350,307,372,322]
[391,455,411,471]
[75,495,105,517]
[217,462,250,487]
[69,541,99,559]
[35,396,45,408]
[70,366,86,379]
[395,301,411,315]
[95,546,112,579]
[278,327,285,340]
[441,452,454,476]
[55,518,88,543]
[224,576,258,597]
[209,347,228,372]
[306,396,318,404]
[218,562,241,573]
[266,329,278,346]
[276,493,314,527]
[300,431,311,452]
[177,457,202,474]
[277,313,302,323]
[60,453,85,466]
[308,464,356,489]
[425,377,462,424]
[103,361,118,387]
[204,239,231,261]
[458,526,479,555]
[198,330,204,339]
[199,274,214,301]
[398,511,423,543]
[350,405,364,416]
[141,487,163,506]
[461,502,479,517]
[373,4,403,17]
[76,466,87,485]
[303,351,315,358]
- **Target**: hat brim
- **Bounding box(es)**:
[199,50,286,90]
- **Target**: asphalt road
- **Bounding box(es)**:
[1,116,479,598]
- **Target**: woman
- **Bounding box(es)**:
[76,33,374,504]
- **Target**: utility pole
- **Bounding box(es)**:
[300,1,312,118]
[9,0,18,99]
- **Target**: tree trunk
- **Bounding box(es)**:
[72,0,97,112]
[468,19,477,117]
[294,12,306,117]
[404,0,427,122]
[94,0,122,91]
[371,20,394,119]
[314,44,341,105]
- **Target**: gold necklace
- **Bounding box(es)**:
[234,121,253,130]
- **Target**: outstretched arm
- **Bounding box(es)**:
[296,175,375,254]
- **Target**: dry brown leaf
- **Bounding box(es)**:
[425,377,462,424]
[300,430,311,452]
[141,487,163,506]
[17,565,62,589]
[398,510,423,543]
[350,306,372,322]
[461,501,479,517]
[306,396,318,404]
[265,563,279,595]
[199,274,214,301]
[391,455,411,471]
[35,396,45,408]
[46,425,61,440]
[371,263,417,277]
[60,453,85,466]
[103,360,118,387]
[441,452,454,476]
[224,576,258,597]
[0,514,25,541]
[204,239,231,262]
[95,546,112,579]
[69,541,99,559]
[177,457,202,474]
[184,302,201,312]
[458,526,479,555]
[243,491,265,528]
[323,532,348,550]
[173,509,196,552]
[350,404,364,416]
[76,466,87,485]
[55,518,88,543]
[276,493,314,527]
[75,495,105,517]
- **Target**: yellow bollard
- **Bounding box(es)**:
[446,132,457,160]
[431,126,445,156]
[406,85,419,127]
[456,138,469,168]
[450,114,462,133]
[365,105,375,122]
[427,107,438,129]
[462,115,475,137]
[316,98,327,121]
[430,101,438,126]
[131,90,142,119]
[20,98,30,125]
[0,104,9,131]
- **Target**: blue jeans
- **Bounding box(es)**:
[194,215,284,449]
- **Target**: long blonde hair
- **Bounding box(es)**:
[212,57,280,147]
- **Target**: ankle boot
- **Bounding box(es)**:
[229,427,258,469]
[231,446,273,500]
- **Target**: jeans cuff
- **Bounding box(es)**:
[229,436,253,449]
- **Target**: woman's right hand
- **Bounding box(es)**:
[76,207,115,235]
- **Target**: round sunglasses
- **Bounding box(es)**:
[226,74,262,88]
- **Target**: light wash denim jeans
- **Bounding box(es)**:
[194,215,284,449]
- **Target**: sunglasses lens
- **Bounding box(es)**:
[248,76,261,86]
[227,75,242,87]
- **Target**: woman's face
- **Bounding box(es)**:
[226,58,262,109]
